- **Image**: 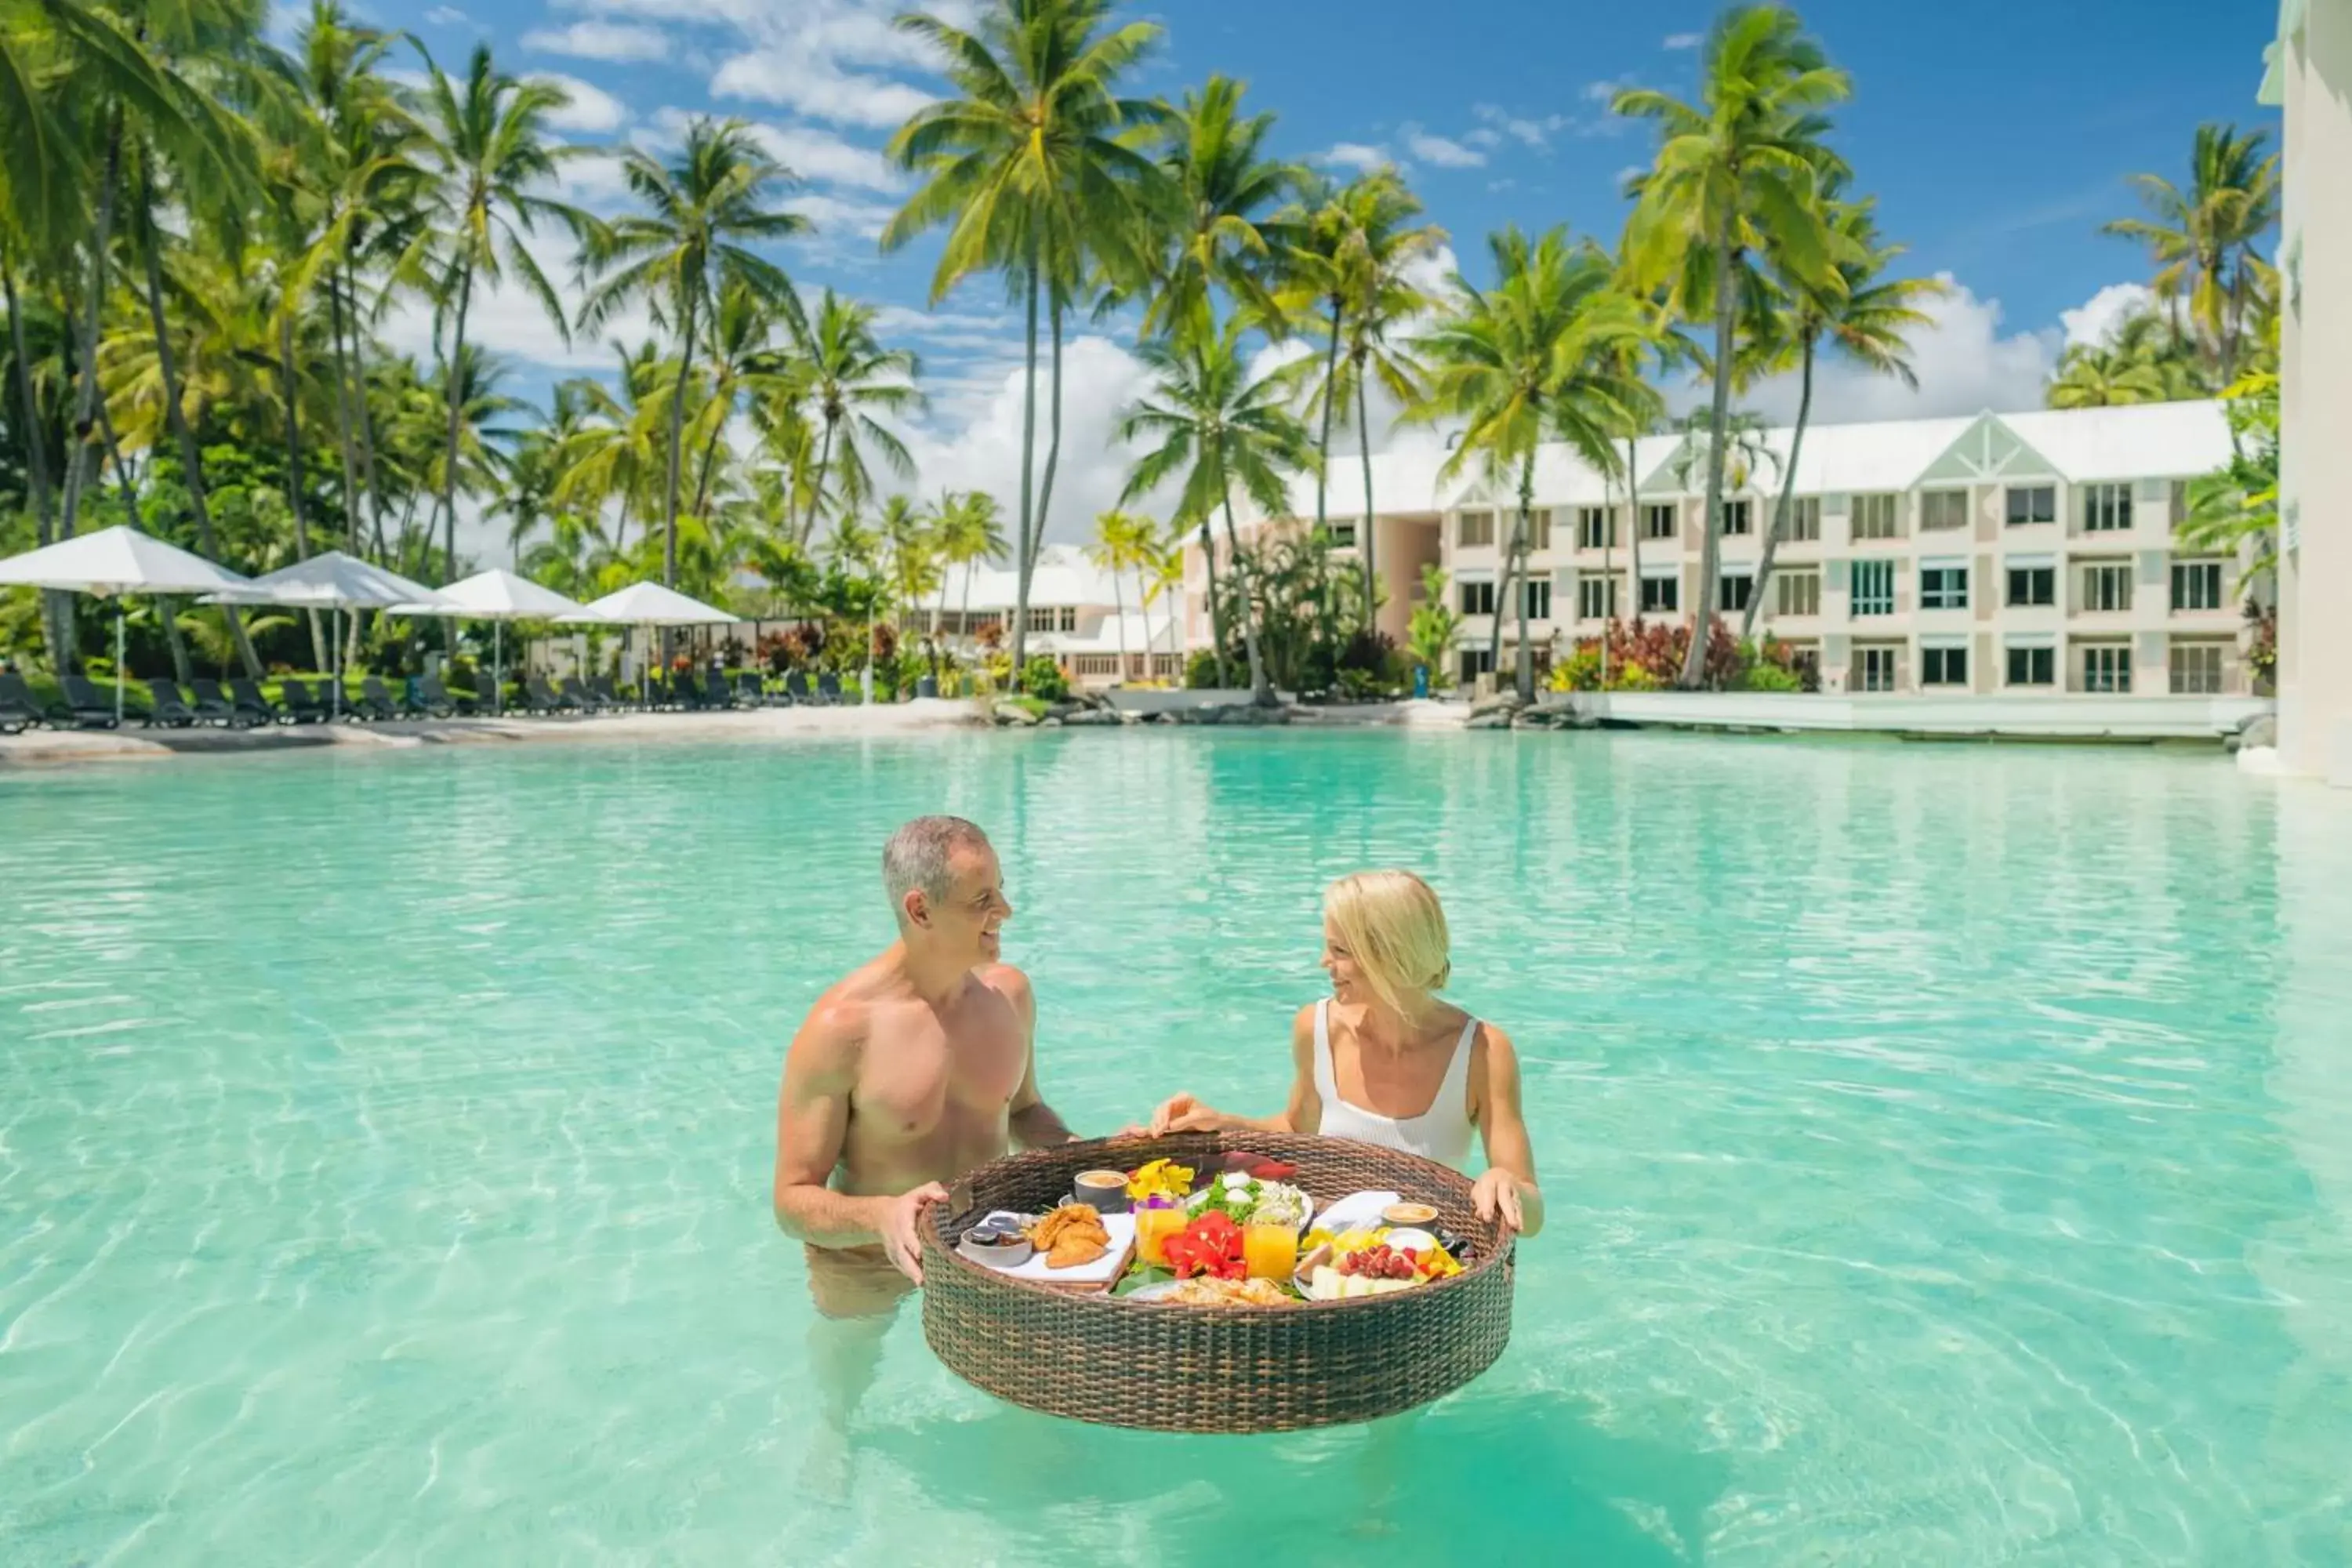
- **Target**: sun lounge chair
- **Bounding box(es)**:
[417,671,475,718]
[782,670,811,705]
[188,677,246,727]
[277,677,329,724]
[700,669,737,710]
[227,677,281,725]
[53,674,122,728]
[354,676,401,721]
[590,674,631,711]
[816,671,844,705]
[142,679,198,728]
[735,672,770,707]
[559,676,604,713]
[520,674,568,716]
[0,671,56,734]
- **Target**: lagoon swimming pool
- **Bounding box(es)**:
[3,731,2349,1566]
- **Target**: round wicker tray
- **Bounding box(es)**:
[919,1131,1515,1432]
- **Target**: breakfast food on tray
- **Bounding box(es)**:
[1159,1276,1296,1308]
[1186,1171,1311,1230]
[1126,1158,1193,1201]
[1026,1203,1112,1269]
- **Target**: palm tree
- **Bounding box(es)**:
[2104,124,2279,384]
[2045,310,2205,409]
[885,0,1171,685]
[1143,74,1299,343]
[1614,2,1849,688]
[577,115,805,586]
[786,289,921,546]
[1279,168,1442,617]
[410,42,583,583]
[420,340,527,561]
[1118,315,1316,706]
[1413,226,1646,702]
[1745,192,1940,636]
[1087,506,1151,681]
[933,488,1007,655]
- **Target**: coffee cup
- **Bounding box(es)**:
[1072,1169,1131,1214]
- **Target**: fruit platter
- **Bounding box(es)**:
[919,1131,1515,1432]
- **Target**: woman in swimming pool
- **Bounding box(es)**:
[1147,869,1542,1235]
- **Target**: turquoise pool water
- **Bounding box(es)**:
[4,731,2350,1566]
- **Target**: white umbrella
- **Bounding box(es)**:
[205,551,452,718]
[0,524,254,724]
[387,568,586,716]
[569,582,739,697]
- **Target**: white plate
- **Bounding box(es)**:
[984,1210,1137,1285]
[1309,1190,1403,1236]
[1184,1181,1316,1232]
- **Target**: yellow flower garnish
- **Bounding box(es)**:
[1127,1158,1194,1200]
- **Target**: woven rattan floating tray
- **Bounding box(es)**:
[920,1131,1515,1432]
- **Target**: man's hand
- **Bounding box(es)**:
[1149,1092,1222,1136]
[880,1182,949,1283]
[1471,1168,1526,1232]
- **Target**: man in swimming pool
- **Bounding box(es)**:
[772,816,1078,1461]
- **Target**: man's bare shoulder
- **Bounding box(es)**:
[977,963,1034,1020]
[790,960,895,1076]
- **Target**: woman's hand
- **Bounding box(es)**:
[1471,1168,1526,1232]
[1149,1092,1224,1136]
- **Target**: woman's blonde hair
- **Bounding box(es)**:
[1323,870,1451,1018]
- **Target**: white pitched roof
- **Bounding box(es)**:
[2002,402,2234,481]
[935,544,1132,612]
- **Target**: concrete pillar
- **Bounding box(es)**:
[2272,0,2352,783]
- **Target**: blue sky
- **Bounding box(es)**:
[358,0,2281,549]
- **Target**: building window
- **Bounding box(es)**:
[1639,575,1679,615]
[2005,485,2056,526]
[2081,562,2133,613]
[1719,499,1751,536]
[1457,510,1495,548]
[2172,558,2223,611]
[1047,606,1076,633]
[1921,490,1970,532]
[1523,509,1552,553]
[2007,564,2056,607]
[1922,645,1969,687]
[1328,521,1357,549]
[1519,576,1552,619]
[2082,483,2134,533]
[1856,645,1900,692]
[1642,503,1677,540]
[1718,573,1753,612]
[2006,645,2056,687]
[1576,506,1613,550]
[1919,564,1969,611]
[2169,642,2226,694]
[1851,493,1901,540]
[1776,568,1820,617]
[1851,559,1895,615]
[1787,496,1821,542]
[1459,579,1496,616]
[2082,644,2132,693]
[1577,576,1617,620]
[1459,646,1494,682]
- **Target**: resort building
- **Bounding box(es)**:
[2263,0,2352,783]
[1200,401,2256,701]
[929,544,1184,689]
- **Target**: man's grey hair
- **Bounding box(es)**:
[882,815,992,918]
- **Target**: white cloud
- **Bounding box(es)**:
[1474,103,1568,149]
[521,20,672,63]
[557,152,641,215]
[1464,126,1502,149]
[782,190,898,242]
[1400,125,1486,169]
[378,226,659,376]
[1733,274,2057,424]
[1583,78,1625,103]
[2060,281,2154,349]
[1613,164,1647,188]
[424,5,467,24]
[1663,31,1703,49]
[1317,142,1391,173]
[532,74,630,134]
[710,54,932,127]
[746,122,902,193]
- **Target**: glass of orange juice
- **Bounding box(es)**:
[1243,1218,1298,1282]
[1134,1201,1185,1268]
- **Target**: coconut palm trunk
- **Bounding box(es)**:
[1109,563,1127,681]
[1679,233,1737,689]
[439,258,476,583]
[2,246,70,670]
[1009,260,1040,683]
[799,417,835,548]
[1355,372,1378,628]
[1196,520,1229,688]
[324,273,367,560]
[1624,433,1643,624]
[343,259,394,560]
[1031,300,1065,586]
[53,114,130,670]
[1218,488,1272,703]
[1746,332,1814,640]
[659,291,699,587]
[1312,297,1341,541]
[279,310,328,671]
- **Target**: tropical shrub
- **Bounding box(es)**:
[1549,645,1603,691]
[1185,650,1223,689]
[1738,662,1804,691]
[1021,655,1069,702]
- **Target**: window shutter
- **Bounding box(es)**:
[1824,493,1850,517]
[2134,478,2169,506]
[1825,558,1849,593]
[2137,550,2165,586]
[1552,567,1576,601]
